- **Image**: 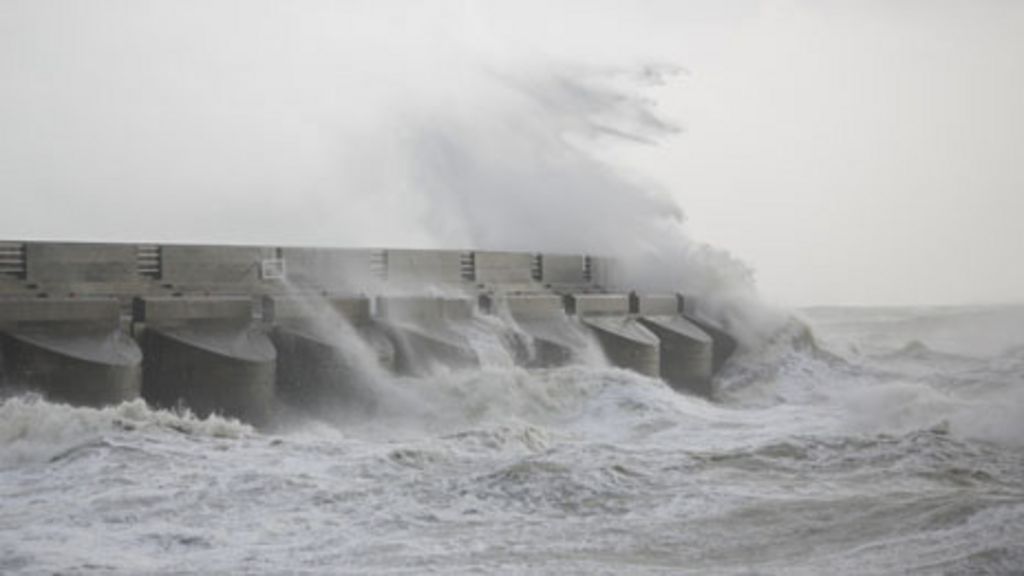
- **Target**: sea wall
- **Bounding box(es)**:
[0,240,735,423]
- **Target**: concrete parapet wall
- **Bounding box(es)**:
[473,252,535,286]
[378,295,474,325]
[540,254,587,286]
[378,295,442,325]
[161,245,274,288]
[264,294,372,326]
[0,297,122,329]
[632,294,682,316]
[441,297,474,322]
[262,295,311,324]
[281,248,379,291]
[0,277,25,296]
[385,250,464,286]
[134,296,254,325]
[586,256,618,290]
[569,294,630,316]
[329,296,373,326]
[25,243,137,285]
[1,241,615,295]
[503,294,566,320]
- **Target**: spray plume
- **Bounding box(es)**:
[0,1,787,347]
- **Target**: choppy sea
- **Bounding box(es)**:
[2,305,1023,575]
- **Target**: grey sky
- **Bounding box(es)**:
[1,1,1021,306]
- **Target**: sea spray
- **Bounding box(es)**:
[486,292,609,369]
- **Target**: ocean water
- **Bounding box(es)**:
[1,306,1023,575]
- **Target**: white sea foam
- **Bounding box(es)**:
[1,307,1022,575]
[0,395,252,468]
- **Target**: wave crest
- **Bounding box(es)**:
[0,394,253,468]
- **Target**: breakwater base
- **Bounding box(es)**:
[0,240,735,424]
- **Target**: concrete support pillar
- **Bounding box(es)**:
[0,298,141,406]
[376,295,478,374]
[685,316,738,374]
[134,296,275,425]
[263,294,390,415]
[567,294,660,377]
[633,294,715,397]
[485,293,588,367]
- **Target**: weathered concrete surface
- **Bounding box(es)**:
[279,248,380,292]
[473,252,535,288]
[495,294,589,367]
[264,294,390,414]
[0,297,141,406]
[634,295,714,397]
[264,294,374,327]
[135,296,275,425]
[684,314,738,373]
[25,243,137,285]
[539,254,587,287]
[377,295,478,373]
[570,293,632,316]
[0,298,122,328]
[133,296,253,324]
[569,294,661,377]
[1,330,142,406]
[585,256,618,290]
[160,245,276,291]
[384,250,465,287]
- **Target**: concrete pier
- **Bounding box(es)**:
[264,294,390,414]
[0,240,741,422]
[567,294,661,377]
[377,296,479,373]
[134,296,276,425]
[0,298,141,406]
[633,294,715,397]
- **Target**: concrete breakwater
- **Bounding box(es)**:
[0,240,735,424]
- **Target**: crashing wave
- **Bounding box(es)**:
[0,394,252,468]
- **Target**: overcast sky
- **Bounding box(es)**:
[1,0,1022,307]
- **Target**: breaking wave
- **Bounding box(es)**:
[1,306,1022,574]
[0,395,252,468]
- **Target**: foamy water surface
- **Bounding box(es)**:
[2,307,1023,575]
